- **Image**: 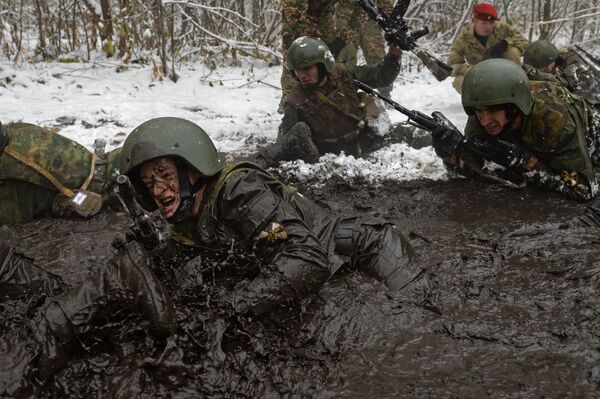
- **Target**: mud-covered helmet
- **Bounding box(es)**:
[286,36,335,73]
[523,40,560,69]
[0,122,7,152]
[462,59,533,116]
[119,117,222,219]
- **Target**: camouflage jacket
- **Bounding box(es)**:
[0,123,120,224]
[279,52,399,154]
[448,21,529,77]
[456,81,597,201]
[282,0,340,52]
[172,162,340,315]
[523,53,600,106]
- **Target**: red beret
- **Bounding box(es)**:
[473,2,499,21]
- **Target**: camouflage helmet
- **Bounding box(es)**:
[286,36,335,73]
[523,40,560,69]
[120,117,221,178]
[0,122,7,152]
[462,59,533,116]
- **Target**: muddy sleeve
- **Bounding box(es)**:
[525,168,596,201]
[351,52,401,88]
[216,170,331,316]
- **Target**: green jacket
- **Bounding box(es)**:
[279,52,399,154]
[0,123,120,224]
[448,21,529,77]
[461,81,596,200]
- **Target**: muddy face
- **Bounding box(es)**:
[139,157,181,218]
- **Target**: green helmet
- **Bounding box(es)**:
[0,122,7,152]
[523,40,559,69]
[462,59,533,116]
[120,117,221,177]
[286,36,335,73]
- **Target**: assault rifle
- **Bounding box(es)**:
[115,175,165,251]
[355,0,453,81]
[353,79,528,188]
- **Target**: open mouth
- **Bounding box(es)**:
[159,196,178,216]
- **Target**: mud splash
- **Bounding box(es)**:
[1,177,598,397]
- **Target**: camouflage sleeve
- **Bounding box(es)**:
[524,167,597,201]
[502,22,529,52]
[335,0,358,45]
[282,0,316,52]
[278,102,302,137]
[447,30,471,77]
[217,169,331,316]
[350,52,400,88]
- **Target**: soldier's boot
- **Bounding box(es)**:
[255,122,320,168]
[31,240,176,381]
[0,245,66,300]
[334,218,432,294]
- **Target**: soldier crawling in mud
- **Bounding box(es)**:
[0,121,121,225]
[432,59,600,201]
[522,40,600,106]
[257,36,403,167]
[121,117,431,302]
[448,2,529,94]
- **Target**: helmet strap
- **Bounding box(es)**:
[502,105,521,133]
[166,160,205,224]
[298,63,329,89]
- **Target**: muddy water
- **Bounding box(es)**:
[1,178,599,397]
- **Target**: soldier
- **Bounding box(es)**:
[335,0,394,97]
[259,36,402,167]
[447,2,529,94]
[522,40,600,106]
[280,0,343,102]
[0,121,121,225]
[118,117,431,316]
[432,59,600,201]
[0,241,175,397]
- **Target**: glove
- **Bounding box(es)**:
[482,138,534,169]
[327,37,346,59]
[385,32,415,51]
[488,39,508,58]
[432,125,463,158]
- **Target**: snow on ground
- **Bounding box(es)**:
[0,60,466,184]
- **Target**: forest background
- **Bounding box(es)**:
[1,0,599,80]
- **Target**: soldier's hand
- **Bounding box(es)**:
[388,45,402,57]
[432,125,463,159]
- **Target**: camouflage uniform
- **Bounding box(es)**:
[0,122,121,225]
[334,0,393,66]
[454,81,599,201]
[447,21,529,93]
[281,0,340,96]
[262,51,400,164]
[170,162,430,310]
[523,49,600,106]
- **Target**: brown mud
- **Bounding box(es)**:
[1,176,599,398]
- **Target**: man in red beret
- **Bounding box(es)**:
[447,2,529,93]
